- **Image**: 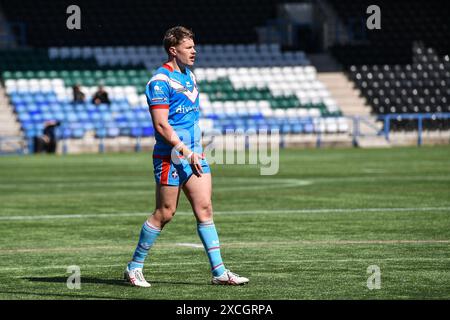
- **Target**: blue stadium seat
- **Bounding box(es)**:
[26,103,39,112]
[31,113,43,123]
[65,112,78,122]
[130,127,142,137]
[303,122,314,133]
[95,128,107,138]
[77,111,89,122]
[291,124,303,133]
[120,128,131,136]
[100,112,113,122]
[53,112,65,121]
[142,126,154,137]
[72,128,85,139]
[107,127,120,137]
[60,127,72,139]
[24,128,37,138]
[21,121,34,131]
[89,111,101,121]
[41,112,55,122]
[18,112,31,122]
[82,122,94,131]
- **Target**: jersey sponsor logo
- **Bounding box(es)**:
[175,105,199,114]
[151,97,168,103]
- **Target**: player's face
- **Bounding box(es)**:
[174,38,196,66]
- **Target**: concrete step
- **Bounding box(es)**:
[0,125,21,132]
[335,107,369,113]
[328,92,365,98]
[318,78,352,85]
[335,103,369,109]
[0,116,19,122]
[326,87,357,92]
[0,128,18,135]
[317,72,372,118]
[318,72,378,137]
[0,129,21,134]
[332,98,368,106]
[336,100,367,107]
[0,121,20,128]
[0,113,17,118]
[342,111,372,116]
[0,85,22,139]
[357,136,391,148]
[0,113,18,119]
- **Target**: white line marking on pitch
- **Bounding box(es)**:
[175,243,204,249]
[0,206,449,221]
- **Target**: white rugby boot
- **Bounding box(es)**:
[211,269,249,285]
[124,266,151,287]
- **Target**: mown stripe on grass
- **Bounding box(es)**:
[0,239,449,255]
[0,206,449,221]
[1,257,450,272]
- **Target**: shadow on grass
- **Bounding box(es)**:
[24,276,209,287]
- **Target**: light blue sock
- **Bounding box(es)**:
[197,220,226,277]
[128,221,161,270]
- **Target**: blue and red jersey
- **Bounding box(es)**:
[145,63,202,156]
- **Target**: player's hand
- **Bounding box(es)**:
[187,152,204,177]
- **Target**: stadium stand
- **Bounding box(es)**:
[329,0,450,131]
[0,0,281,46]
[348,43,450,131]
[0,0,448,153]
[1,44,346,143]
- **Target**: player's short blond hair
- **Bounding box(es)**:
[163,26,195,55]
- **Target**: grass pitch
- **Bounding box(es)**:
[0,146,449,300]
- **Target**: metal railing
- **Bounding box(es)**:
[0,136,26,155]
[379,113,450,146]
[8,113,450,155]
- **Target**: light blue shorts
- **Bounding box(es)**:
[153,153,211,186]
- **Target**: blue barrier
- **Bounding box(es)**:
[19,113,449,154]
[380,113,450,146]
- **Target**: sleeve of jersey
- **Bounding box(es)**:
[146,79,170,110]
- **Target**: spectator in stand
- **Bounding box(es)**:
[33,120,61,154]
[91,85,111,105]
[72,84,86,103]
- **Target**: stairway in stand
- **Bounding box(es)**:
[316,71,390,148]
[0,85,25,154]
